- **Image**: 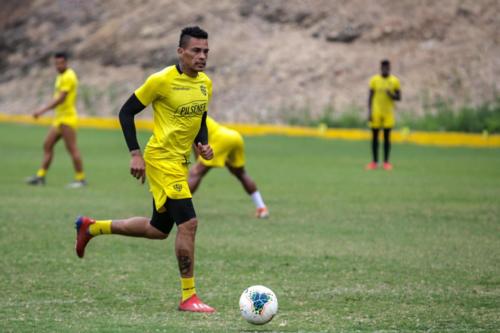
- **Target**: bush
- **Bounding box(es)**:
[399,98,500,133]
[284,99,500,133]
[284,105,365,129]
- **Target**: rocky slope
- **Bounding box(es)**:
[1,0,499,123]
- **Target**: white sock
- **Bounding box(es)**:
[250,191,266,209]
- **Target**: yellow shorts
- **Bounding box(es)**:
[145,158,192,212]
[52,115,78,131]
[369,109,395,129]
[200,127,245,168]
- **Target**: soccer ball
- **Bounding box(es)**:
[239,285,278,325]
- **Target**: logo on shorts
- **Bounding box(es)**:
[173,184,183,192]
[200,84,207,96]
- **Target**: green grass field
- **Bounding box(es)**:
[0,122,499,333]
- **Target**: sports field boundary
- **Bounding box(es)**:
[1,113,499,148]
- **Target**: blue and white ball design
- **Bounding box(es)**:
[239,285,278,325]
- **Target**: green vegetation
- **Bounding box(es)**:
[80,84,104,116]
[284,99,500,133]
[400,98,500,133]
[1,123,499,332]
[79,84,132,116]
[285,104,366,129]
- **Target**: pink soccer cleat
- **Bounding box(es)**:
[75,216,95,258]
[256,207,269,219]
[365,162,378,170]
[383,162,393,170]
[178,294,215,313]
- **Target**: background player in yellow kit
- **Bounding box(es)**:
[366,59,401,170]
[26,52,86,187]
[188,116,269,218]
[74,27,215,313]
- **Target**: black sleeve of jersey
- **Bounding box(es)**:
[194,111,208,145]
[119,93,146,151]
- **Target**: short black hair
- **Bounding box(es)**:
[381,59,390,66]
[54,51,68,60]
[179,26,208,48]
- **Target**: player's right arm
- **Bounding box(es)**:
[119,73,160,183]
[367,76,376,122]
[367,89,374,122]
[34,73,74,118]
[119,93,146,183]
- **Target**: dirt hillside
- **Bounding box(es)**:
[1,0,499,123]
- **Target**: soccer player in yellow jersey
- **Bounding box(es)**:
[75,27,215,313]
[26,52,86,187]
[189,116,269,218]
[366,59,401,170]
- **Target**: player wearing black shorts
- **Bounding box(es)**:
[74,27,215,313]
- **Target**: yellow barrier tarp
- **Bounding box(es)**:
[1,113,498,148]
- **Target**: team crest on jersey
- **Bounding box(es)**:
[200,85,207,96]
[173,184,183,192]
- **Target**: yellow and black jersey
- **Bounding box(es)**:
[135,65,212,163]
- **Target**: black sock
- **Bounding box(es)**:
[383,128,391,162]
[371,129,379,163]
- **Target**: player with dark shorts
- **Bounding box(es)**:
[366,59,401,170]
[74,26,215,313]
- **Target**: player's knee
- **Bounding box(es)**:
[65,142,77,154]
[71,149,81,160]
[191,164,207,178]
[178,218,197,235]
[43,140,53,152]
[153,231,168,240]
[232,168,246,180]
[189,167,201,178]
[146,226,168,239]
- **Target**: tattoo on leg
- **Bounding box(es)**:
[178,255,192,275]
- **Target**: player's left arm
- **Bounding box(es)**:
[194,111,213,160]
[33,91,68,118]
[387,89,401,101]
[386,77,402,101]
